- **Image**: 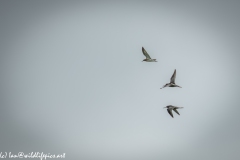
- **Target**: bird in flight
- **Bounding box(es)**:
[160,69,182,89]
[163,105,184,118]
[142,47,157,62]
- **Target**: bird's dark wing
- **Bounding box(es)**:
[142,47,151,59]
[173,109,180,115]
[160,83,170,89]
[170,69,176,83]
[167,109,174,118]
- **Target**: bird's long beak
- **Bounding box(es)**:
[163,107,166,109]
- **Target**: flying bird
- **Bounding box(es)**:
[160,69,182,89]
[142,47,157,62]
[163,105,184,118]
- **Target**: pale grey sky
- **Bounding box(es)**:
[1,1,240,160]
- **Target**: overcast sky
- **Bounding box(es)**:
[1,1,240,160]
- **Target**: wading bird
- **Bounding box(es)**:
[142,47,157,62]
[160,69,182,89]
[163,105,184,118]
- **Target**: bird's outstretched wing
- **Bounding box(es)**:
[167,109,174,118]
[160,83,170,89]
[170,69,176,83]
[173,109,180,115]
[142,47,151,59]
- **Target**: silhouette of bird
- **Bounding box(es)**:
[163,105,184,118]
[142,47,157,62]
[160,69,182,89]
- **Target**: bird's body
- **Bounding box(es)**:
[160,69,182,89]
[164,105,183,118]
[143,59,157,62]
[142,47,157,62]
